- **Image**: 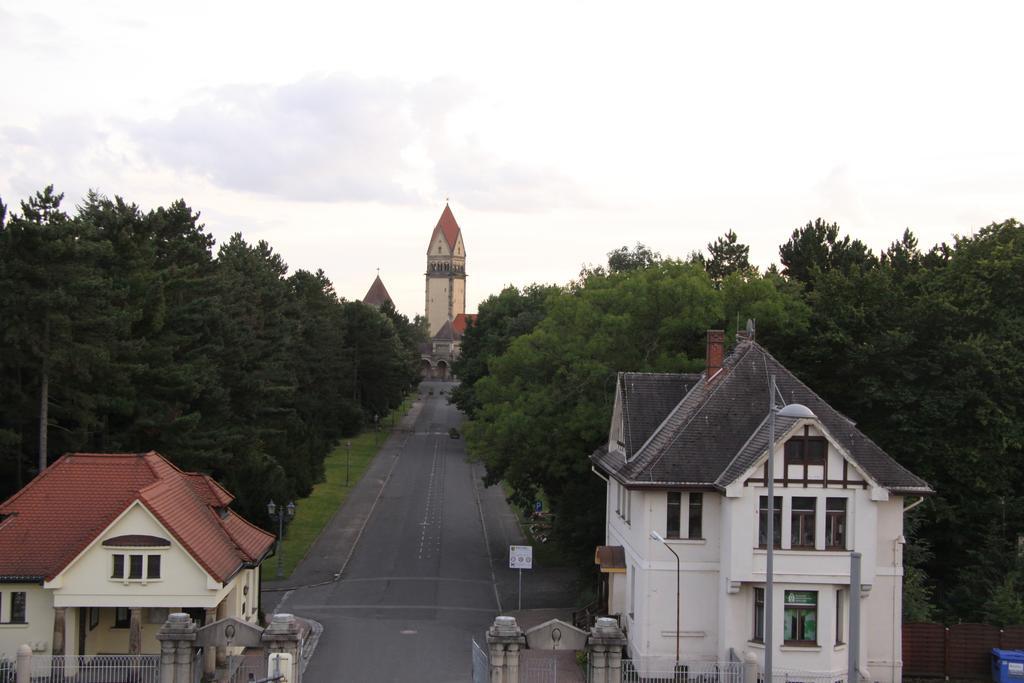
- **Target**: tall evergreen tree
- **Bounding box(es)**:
[704,229,754,283]
[779,218,877,288]
[0,187,120,475]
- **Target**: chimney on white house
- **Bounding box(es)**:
[706,329,725,381]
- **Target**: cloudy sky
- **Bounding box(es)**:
[2,1,1021,315]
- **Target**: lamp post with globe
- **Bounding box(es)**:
[267,500,295,579]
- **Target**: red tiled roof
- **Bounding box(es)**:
[185,473,234,507]
[362,275,392,307]
[452,313,477,336]
[0,452,274,583]
[428,204,462,252]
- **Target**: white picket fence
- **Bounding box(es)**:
[22,655,159,683]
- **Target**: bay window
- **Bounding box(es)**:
[753,587,765,642]
[826,498,847,550]
[784,590,818,645]
[758,496,781,548]
[791,497,816,549]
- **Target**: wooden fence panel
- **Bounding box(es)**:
[1001,626,1024,649]
[947,623,1000,679]
[903,623,947,678]
[904,622,1024,679]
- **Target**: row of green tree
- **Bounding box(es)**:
[452,218,1024,624]
[0,187,425,522]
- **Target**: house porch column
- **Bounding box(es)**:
[129,607,142,655]
[52,607,67,655]
[203,608,217,677]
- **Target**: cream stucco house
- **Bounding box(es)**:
[0,451,274,659]
[591,330,931,682]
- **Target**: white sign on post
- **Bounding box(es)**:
[509,545,533,569]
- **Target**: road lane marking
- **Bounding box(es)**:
[471,461,503,612]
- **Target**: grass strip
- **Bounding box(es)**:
[272,396,414,578]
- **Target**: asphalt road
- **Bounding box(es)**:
[277,381,517,682]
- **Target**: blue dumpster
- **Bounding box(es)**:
[992,649,1024,683]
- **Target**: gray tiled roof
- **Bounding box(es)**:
[619,373,700,458]
[433,319,457,341]
[592,340,932,494]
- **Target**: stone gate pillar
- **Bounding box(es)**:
[486,616,525,683]
[16,644,31,683]
[156,613,197,683]
[587,617,628,683]
[262,613,301,683]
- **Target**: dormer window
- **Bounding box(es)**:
[104,535,168,584]
[784,429,827,466]
[110,553,160,581]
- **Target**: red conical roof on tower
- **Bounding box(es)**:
[428,203,462,252]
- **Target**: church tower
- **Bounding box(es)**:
[425,204,467,337]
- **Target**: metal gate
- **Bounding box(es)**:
[521,653,557,683]
[618,659,744,683]
[471,639,489,683]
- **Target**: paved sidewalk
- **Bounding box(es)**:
[473,462,579,613]
[261,398,425,611]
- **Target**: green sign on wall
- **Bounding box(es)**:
[785,590,817,605]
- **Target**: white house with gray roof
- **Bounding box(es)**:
[591,330,931,682]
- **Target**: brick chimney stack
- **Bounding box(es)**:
[706,329,725,380]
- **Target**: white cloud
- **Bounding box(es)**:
[96,73,584,211]
[128,75,423,204]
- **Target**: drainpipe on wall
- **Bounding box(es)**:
[849,552,862,683]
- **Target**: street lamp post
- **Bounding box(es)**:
[650,530,681,666]
[267,499,296,580]
[765,375,816,683]
[346,441,352,486]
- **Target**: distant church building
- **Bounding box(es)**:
[422,204,474,379]
[425,203,467,336]
[362,273,393,308]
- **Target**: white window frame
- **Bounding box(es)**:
[109,549,166,585]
